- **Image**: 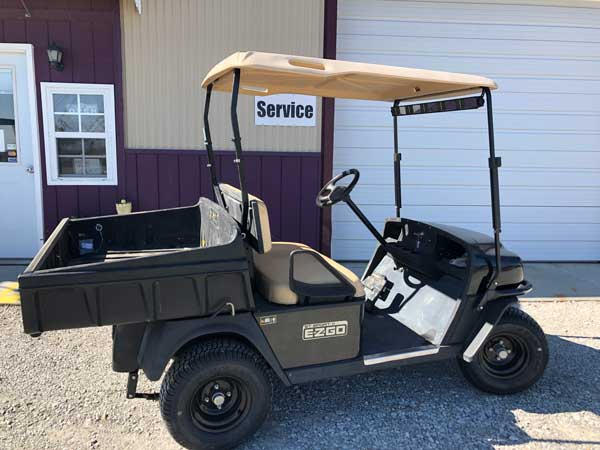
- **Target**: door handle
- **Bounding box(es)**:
[26,166,34,174]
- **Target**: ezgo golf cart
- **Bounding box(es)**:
[19,52,548,449]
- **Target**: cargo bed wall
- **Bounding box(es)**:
[20,198,255,335]
[20,268,253,334]
[34,206,202,271]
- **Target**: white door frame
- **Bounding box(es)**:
[0,43,43,250]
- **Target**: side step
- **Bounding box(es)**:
[363,345,440,366]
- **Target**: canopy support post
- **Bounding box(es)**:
[203,84,224,206]
[478,87,503,310]
[392,99,402,218]
[230,68,250,232]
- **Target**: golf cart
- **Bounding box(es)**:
[19,51,548,449]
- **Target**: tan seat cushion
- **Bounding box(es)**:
[253,242,365,305]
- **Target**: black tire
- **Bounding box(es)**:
[160,338,272,450]
[459,306,548,395]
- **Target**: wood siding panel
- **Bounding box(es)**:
[120,0,324,152]
[178,153,201,206]
[280,156,302,243]
[261,155,282,240]
[136,153,159,211]
[78,186,100,217]
[157,154,179,208]
[71,21,94,83]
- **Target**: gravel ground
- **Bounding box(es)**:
[0,301,598,450]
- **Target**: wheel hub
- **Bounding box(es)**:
[480,334,529,379]
[190,377,251,433]
[488,339,512,361]
[212,392,226,409]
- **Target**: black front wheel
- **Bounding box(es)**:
[459,306,548,394]
[160,339,272,449]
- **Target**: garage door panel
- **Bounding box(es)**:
[334,148,600,170]
[340,1,600,28]
[337,51,600,79]
[332,166,600,188]
[350,185,600,207]
[335,129,600,152]
[333,205,600,225]
[332,238,600,261]
[338,18,600,45]
[338,34,600,60]
[336,109,600,132]
[334,0,600,261]
[334,221,599,242]
[337,92,600,112]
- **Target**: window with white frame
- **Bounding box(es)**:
[40,83,117,185]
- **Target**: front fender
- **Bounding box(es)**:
[462,297,518,362]
[138,313,289,385]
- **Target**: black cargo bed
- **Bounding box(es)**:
[19,198,254,335]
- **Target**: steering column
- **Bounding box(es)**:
[317,169,390,249]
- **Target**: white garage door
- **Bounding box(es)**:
[333,0,600,261]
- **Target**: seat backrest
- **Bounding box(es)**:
[219,183,272,253]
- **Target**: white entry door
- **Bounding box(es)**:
[0,45,42,258]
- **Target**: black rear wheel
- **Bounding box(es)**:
[160,339,272,449]
[459,306,548,394]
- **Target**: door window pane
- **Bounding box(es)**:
[80,95,103,114]
[57,138,83,156]
[0,69,17,163]
[53,94,78,113]
[81,115,105,132]
[54,114,79,132]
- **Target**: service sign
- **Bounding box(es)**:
[255,94,316,127]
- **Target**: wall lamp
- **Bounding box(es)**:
[47,42,64,72]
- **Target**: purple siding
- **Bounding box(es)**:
[125,150,322,250]
[0,1,123,238]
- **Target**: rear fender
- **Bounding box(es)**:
[138,313,289,385]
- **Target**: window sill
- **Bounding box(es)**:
[46,176,117,186]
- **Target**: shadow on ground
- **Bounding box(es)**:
[242,335,599,449]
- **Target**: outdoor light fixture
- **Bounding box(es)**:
[47,42,64,71]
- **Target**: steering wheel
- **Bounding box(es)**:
[316,169,360,207]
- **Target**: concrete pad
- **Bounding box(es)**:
[0,264,26,281]
[523,263,600,300]
[340,261,600,301]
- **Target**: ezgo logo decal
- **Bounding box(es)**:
[302,321,348,341]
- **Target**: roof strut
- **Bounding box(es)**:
[392,99,402,217]
[477,87,503,311]
[203,84,225,207]
[230,68,250,232]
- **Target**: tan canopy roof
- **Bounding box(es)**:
[202,51,497,102]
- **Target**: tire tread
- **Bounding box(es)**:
[160,338,272,449]
[459,306,548,395]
